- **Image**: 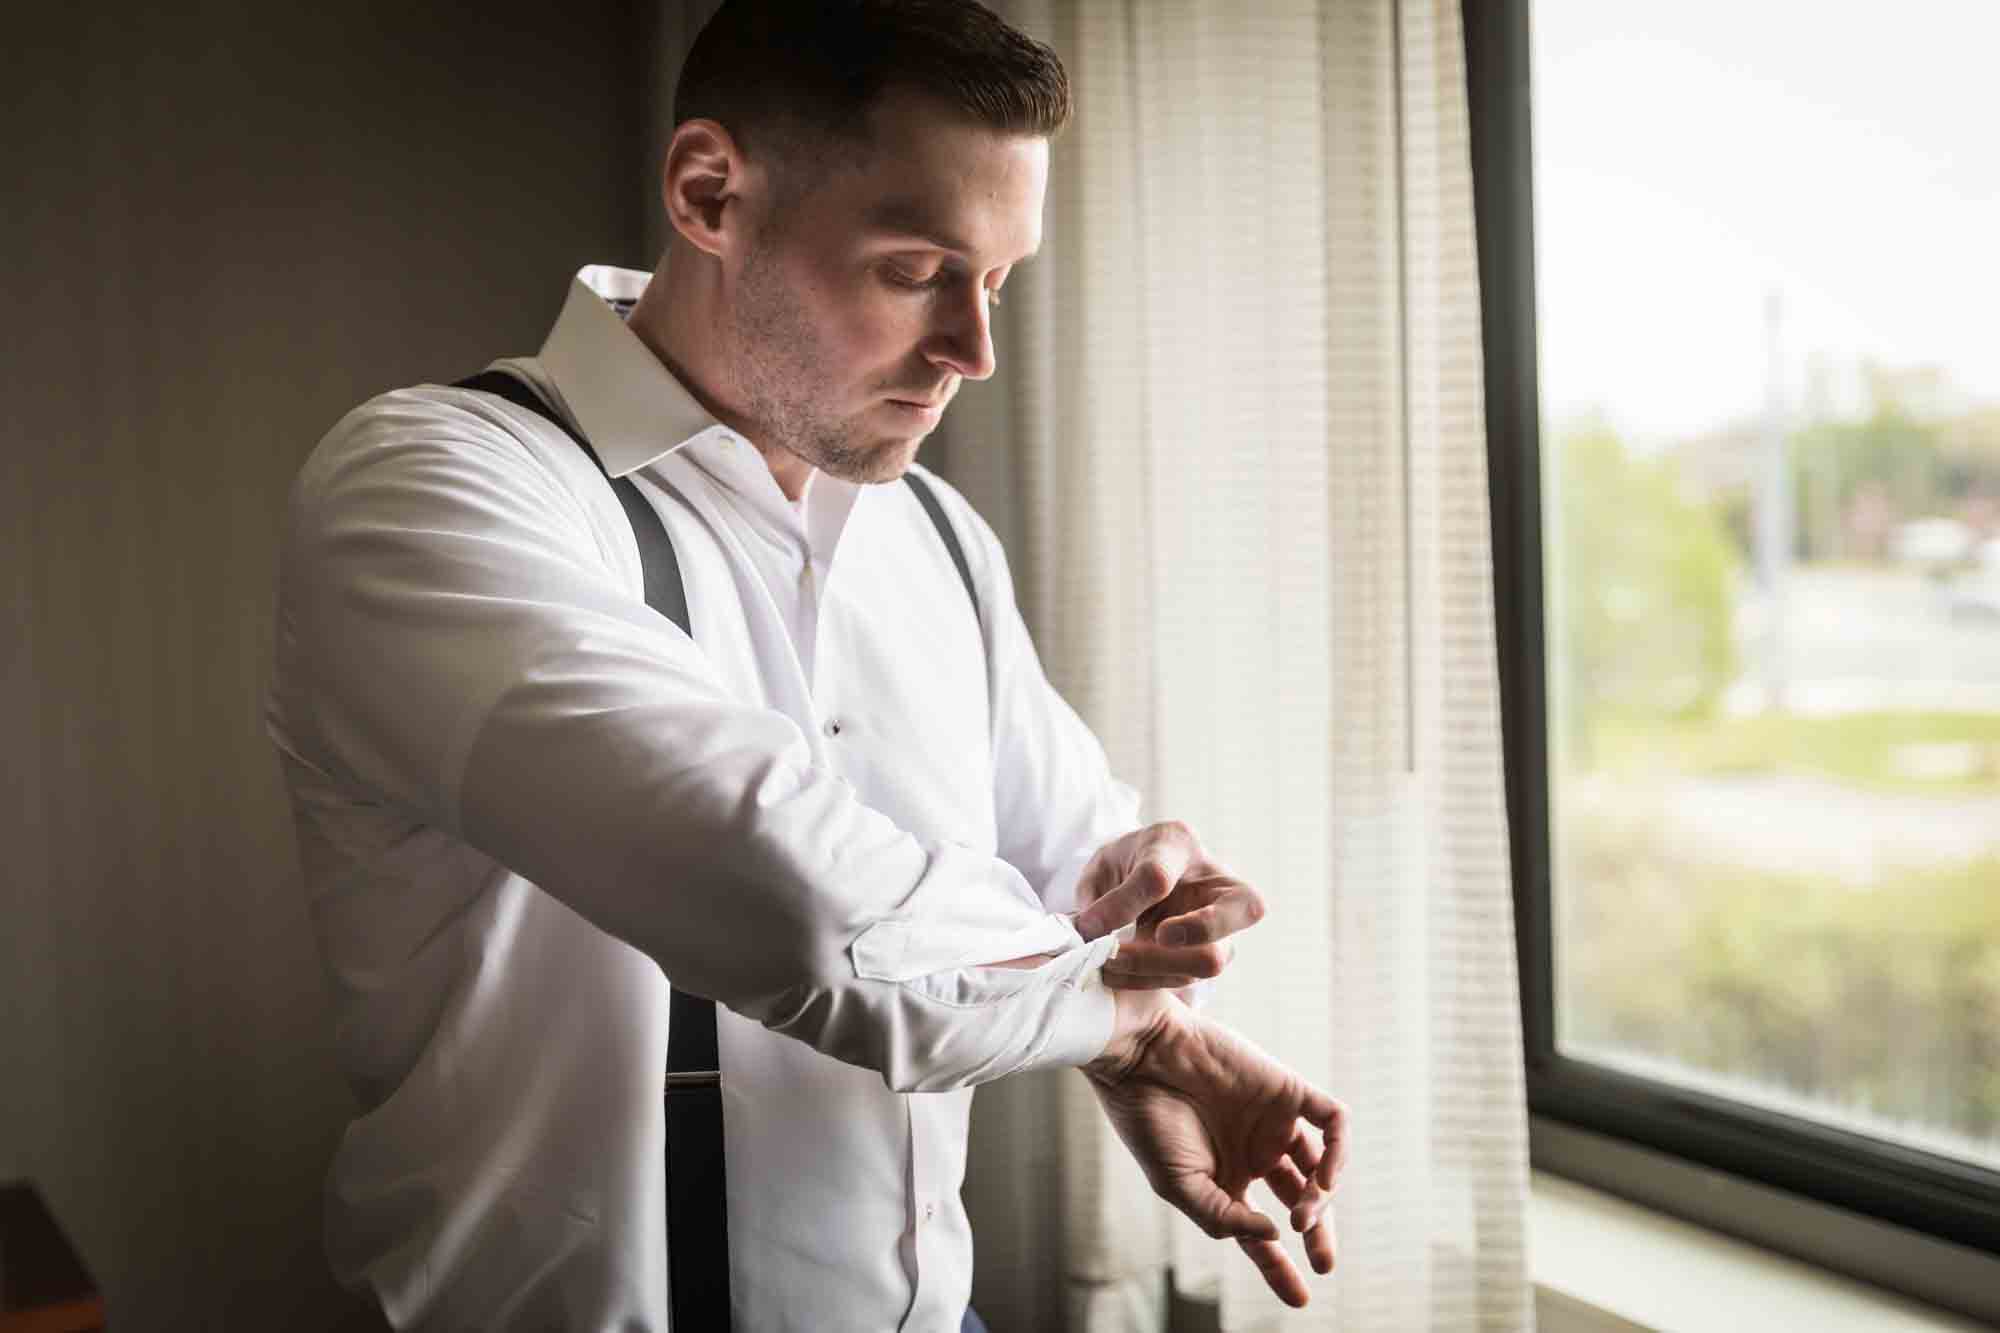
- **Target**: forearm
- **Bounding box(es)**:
[456,702,1124,1090]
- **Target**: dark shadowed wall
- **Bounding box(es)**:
[2,4,652,1326]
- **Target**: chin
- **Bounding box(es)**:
[817,437,920,486]
[866,442,922,483]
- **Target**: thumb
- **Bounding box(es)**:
[1073,850,1183,942]
[1172,1176,1279,1243]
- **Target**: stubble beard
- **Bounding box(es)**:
[732,238,916,487]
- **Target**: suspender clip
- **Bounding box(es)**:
[665,1070,722,1092]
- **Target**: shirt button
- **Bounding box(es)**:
[823,718,842,738]
[923,1202,937,1222]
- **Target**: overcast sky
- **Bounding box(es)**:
[1531,0,2000,447]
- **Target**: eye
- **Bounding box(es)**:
[883,262,952,292]
[880,262,1004,315]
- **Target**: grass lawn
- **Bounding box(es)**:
[1587,710,2000,793]
[1557,811,2000,1153]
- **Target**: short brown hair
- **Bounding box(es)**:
[673,0,1071,188]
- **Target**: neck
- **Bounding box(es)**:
[624,247,816,502]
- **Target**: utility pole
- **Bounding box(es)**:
[1755,286,1793,712]
[1804,350,1835,560]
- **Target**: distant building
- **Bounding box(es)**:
[1667,417,1760,502]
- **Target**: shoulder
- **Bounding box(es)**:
[285,371,628,565]
[295,374,595,502]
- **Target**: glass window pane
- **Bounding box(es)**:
[1532,0,2000,1171]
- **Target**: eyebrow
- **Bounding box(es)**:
[863,197,1042,262]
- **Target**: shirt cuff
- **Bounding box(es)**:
[1019,931,1120,1071]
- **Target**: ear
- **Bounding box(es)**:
[660,118,758,262]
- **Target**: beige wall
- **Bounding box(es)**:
[2,5,651,1326]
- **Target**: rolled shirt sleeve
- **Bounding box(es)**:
[268,390,1116,1093]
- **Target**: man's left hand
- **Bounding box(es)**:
[1084,994,1343,1305]
[1072,821,1266,991]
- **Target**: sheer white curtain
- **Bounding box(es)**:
[645,1,1532,1326]
[940,2,1534,1329]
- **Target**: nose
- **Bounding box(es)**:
[922,284,997,382]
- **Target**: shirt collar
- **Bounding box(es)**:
[535,262,865,565]
[537,264,717,480]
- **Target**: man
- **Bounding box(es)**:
[265,2,1343,1328]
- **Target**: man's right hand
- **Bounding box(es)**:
[1070,821,1267,993]
[1084,990,1346,1307]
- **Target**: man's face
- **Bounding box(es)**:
[723,88,1047,485]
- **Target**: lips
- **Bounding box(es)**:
[888,383,953,409]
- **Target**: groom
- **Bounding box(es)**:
[266,2,1344,1327]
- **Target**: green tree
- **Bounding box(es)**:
[1790,410,1940,547]
[1553,420,1741,765]
[1790,364,1958,562]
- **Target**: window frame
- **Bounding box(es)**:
[1460,0,2000,1317]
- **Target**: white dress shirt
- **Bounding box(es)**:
[264,264,1144,1330]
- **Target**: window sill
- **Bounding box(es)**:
[1530,1169,1995,1332]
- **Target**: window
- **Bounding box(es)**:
[1464,0,2000,1307]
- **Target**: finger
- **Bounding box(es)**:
[1104,937,1233,980]
[1285,1125,1330,1219]
[1101,971,1205,991]
[1287,1125,1322,1180]
[1157,883,1267,946]
[1213,1198,1279,1244]
[1234,1235,1311,1308]
[1300,1091,1349,1191]
[1303,1208,1337,1274]
[1262,1158,1326,1234]
[1263,1157,1329,1234]
[1072,845,1190,942]
[1259,1163,1337,1276]
[1133,868,1232,924]
[1264,1159,1308,1201]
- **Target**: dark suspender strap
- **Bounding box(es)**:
[660,984,728,1330]
[449,366,983,1330]
[451,368,728,1329]
[901,468,981,630]
[453,370,693,633]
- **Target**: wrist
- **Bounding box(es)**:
[1082,985,1186,1087]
